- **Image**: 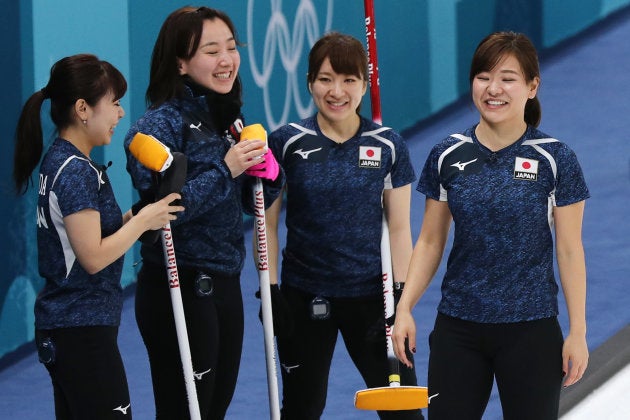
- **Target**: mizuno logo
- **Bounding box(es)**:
[293,148,322,159]
[190,122,202,131]
[113,403,130,415]
[194,368,212,380]
[281,363,300,373]
[428,393,439,403]
[451,158,478,171]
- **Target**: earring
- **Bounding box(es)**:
[82,119,87,125]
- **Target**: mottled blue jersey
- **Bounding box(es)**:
[125,86,283,276]
[268,116,416,297]
[418,125,589,323]
[35,138,124,329]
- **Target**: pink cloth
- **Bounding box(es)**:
[245,148,280,181]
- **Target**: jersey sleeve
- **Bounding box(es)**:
[388,131,416,189]
[124,107,183,192]
[53,158,101,217]
[416,142,444,201]
[553,144,590,206]
[268,125,290,165]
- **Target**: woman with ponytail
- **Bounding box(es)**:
[13,53,183,419]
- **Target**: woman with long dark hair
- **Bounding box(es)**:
[124,6,283,418]
[13,53,182,419]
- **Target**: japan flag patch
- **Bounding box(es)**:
[359,146,382,168]
[513,157,539,181]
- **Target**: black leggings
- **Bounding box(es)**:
[36,326,131,419]
[427,313,564,420]
[135,262,244,420]
[277,285,424,420]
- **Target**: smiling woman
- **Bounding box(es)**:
[263,31,424,420]
[471,53,540,151]
[178,19,241,95]
[392,31,589,420]
[123,5,284,419]
[11,53,184,418]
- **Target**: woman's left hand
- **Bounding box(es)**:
[562,332,589,387]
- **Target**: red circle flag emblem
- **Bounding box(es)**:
[513,157,539,181]
[359,146,382,168]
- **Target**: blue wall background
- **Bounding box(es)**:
[1,0,628,360]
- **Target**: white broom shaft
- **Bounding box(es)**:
[365,0,392,323]
[381,217,395,321]
[161,225,201,420]
[356,1,428,411]
[253,178,281,420]
[366,0,401,387]
[381,216,401,387]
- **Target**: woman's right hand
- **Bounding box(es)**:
[136,192,185,231]
[224,139,266,178]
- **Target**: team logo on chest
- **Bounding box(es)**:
[359,146,382,168]
[513,157,539,181]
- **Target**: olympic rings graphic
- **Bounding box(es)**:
[247,0,334,130]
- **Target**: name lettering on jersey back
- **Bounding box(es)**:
[513,157,539,181]
[36,206,48,229]
[359,146,381,169]
[39,174,47,195]
[36,174,48,228]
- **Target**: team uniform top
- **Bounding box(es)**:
[125,84,283,277]
[418,125,589,323]
[268,115,416,298]
[35,138,124,330]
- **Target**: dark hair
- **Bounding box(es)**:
[469,31,541,127]
[307,32,368,113]
[13,53,127,194]
[147,6,242,108]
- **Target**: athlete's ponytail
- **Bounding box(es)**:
[13,90,47,194]
[13,54,127,194]
[525,96,541,127]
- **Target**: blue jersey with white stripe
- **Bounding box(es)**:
[35,138,124,329]
[269,116,416,297]
[418,125,589,323]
